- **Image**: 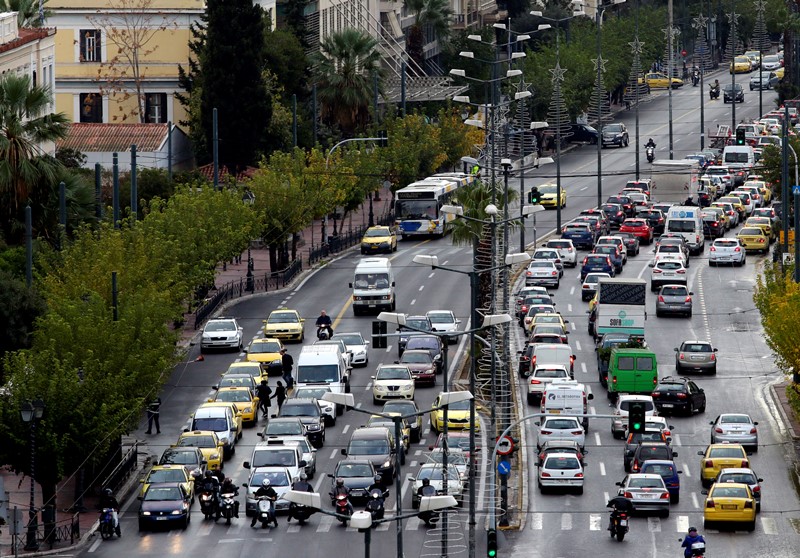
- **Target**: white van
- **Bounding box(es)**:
[531,344,576,375]
[350,258,396,315]
[187,405,239,458]
[295,345,351,404]
[721,145,755,171]
[665,206,705,255]
[540,379,594,430]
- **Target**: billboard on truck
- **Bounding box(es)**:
[595,278,647,338]
[650,159,701,203]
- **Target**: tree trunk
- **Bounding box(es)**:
[269,245,278,271]
[291,233,298,261]
[42,480,57,546]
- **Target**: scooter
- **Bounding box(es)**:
[317,325,333,340]
[646,146,655,163]
[288,502,315,525]
[334,493,352,525]
[256,495,278,528]
[710,85,720,100]
[416,486,440,527]
[199,489,218,520]
[219,492,237,526]
[98,508,116,540]
[692,70,700,86]
[609,511,629,541]
[365,488,389,522]
[679,539,706,557]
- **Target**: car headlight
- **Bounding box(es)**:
[142,511,151,516]
[219,436,229,444]
[382,460,392,469]
[306,424,321,431]
[243,407,252,413]
[210,453,220,461]
[271,359,282,366]
[171,509,182,515]
[402,384,413,391]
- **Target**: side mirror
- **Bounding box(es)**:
[348,283,353,288]
[758,478,764,482]
[666,437,673,443]
[713,348,718,352]
[139,479,144,484]
[394,361,400,364]
[587,394,594,400]
[242,483,248,488]
[262,320,267,324]
[672,452,678,457]
[708,421,714,425]
[697,451,704,456]
[207,398,213,403]
[648,263,655,267]
[428,445,434,451]
[564,320,570,324]
[615,482,623,487]
[674,348,679,352]
[392,281,396,287]
[701,490,708,495]
[327,473,335,479]
[137,496,143,500]
[753,421,759,425]
[299,460,307,468]
[371,376,376,380]
[212,385,219,390]
[243,461,251,469]
[365,341,370,345]
[341,449,348,456]
[689,292,695,296]
[257,432,264,438]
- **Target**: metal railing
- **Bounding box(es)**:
[10,509,80,551]
[101,442,139,495]
[308,210,394,266]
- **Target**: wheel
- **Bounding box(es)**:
[747,520,756,531]
[616,530,625,542]
[660,509,670,518]
[373,397,379,406]
[671,494,680,504]
[698,400,706,413]
[138,520,146,531]
[100,523,113,540]
[655,309,662,317]
[710,260,716,267]
[686,309,692,317]
[527,393,536,405]
[576,486,584,495]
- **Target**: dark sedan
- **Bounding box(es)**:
[723,83,745,103]
[636,209,666,235]
[592,245,624,273]
[601,123,629,148]
[580,255,615,281]
[138,483,192,531]
[568,123,599,144]
[561,223,595,249]
[330,459,378,503]
[601,203,627,228]
[615,232,641,256]
[398,350,437,385]
[606,195,635,216]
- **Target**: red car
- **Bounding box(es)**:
[619,218,653,244]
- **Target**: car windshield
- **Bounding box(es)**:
[660,286,688,296]
[657,262,682,270]
[406,338,438,350]
[586,256,608,264]
[364,228,391,237]
[720,415,751,424]
[383,402,417,415]
[144,486,183,501]
[739,228,763,236]
[252,450,296,467]
[708,447,745,458]
[712,486,749,498]
[264,421,304,435]
[428,452,466,466]
[548,241,571,249]
[427,313,454,324]
[534,316,561,324]
[268,312,299,324]
[216,390,251,403]
[206,321,236,332]
[637,446,671,459]
[297,365,340,383]
[417,465,460,480]
[227,363,261,376]
[160,450,197,465]
[378,368,412,380]
[147,469,187,483]
[631,432,663,443]
[619,400,653,412]
[354,273,391,289]
[219,377,253,389]
[249,341,282,353]
[606,124,624,133]
[624,221,644,227]
[178,436,215,448]
[584,275,603,284]
[406,319,430,330]
[564,225,589,232]
[535,368,569,378]
[721,473,756,484]
[659,245,680,253]
[337,463,375,477]
[281,403,318,417]
[192,417,228,431]
[348,440,389,455]
[401,353,432,364]
[682,343,712,352]
[644,464,675,476]
[294,388,330,399]
[543,419,579,429]
[249,471,290,487]
[667,221,696,233]
[628,477,664,489]
[544,456,580,469]
[529,261,554,268]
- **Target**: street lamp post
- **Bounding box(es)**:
[20,399,45,552]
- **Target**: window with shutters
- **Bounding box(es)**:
[80,30,101,62]
[145,93,168,123]
[79,93,103,123]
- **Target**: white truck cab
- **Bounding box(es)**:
[350,258,396,315]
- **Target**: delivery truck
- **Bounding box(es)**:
[649,159,701,203]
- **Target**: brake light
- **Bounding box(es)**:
[677,269,686,274]
[541,472,551,477]
[551,271,558,276]
[706,499,715,508]
[571,430,583,435]
[632,460,639,471]
[612,376,617,384]
[685,297,692,303]
[741,460,749,467]
[652,391,661,397]
[623,491,633,498]
[660,492,670,500]
[752,485,760,493]
[653,269,662,274]
[658,295,665,303]
[749,427,757,434]
[710,353,716,361]
[541,430,552,435]
[575,472,584,478]
[653,377,658,385]
[734,247,741,252]
[526,271,532,276]
[695,235,700,243]
[759,238,766,243]
[710,246,716,252]
[676,392,687,399]
[714,427,723,433]
[530,379,542,385]
[531,356,536,366]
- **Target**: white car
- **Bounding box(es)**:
[622,191,649,206]
[243,466,293,516]
[595,236,628,264]
[645,416,673,437]
[525,260,560,288]
[527,365,571,405]
[279,436,317,479]
[200,317,243,352]
[410,463,463,508]
[538,452,585,494]
[532,248,565,274]
[581,272,611,301]
[709,238,746,267]
[427,448,468,482]
[426,310,461,343]
[332,332,370,367]
[371,365,415,405]
[536,416,586,450]
[653,245,689,267]
[612,395,657,439]
[543,239,578,267]
[650,259,687,291]
[616,473,671,516]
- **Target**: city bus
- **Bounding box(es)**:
[394,173,475,238]
[594,278,647,339]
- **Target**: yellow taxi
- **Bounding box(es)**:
[245,338,284,376]
[176,430,225,471]
[430,393,481,433]
[730,56,752,74]
[744,217,775,242]
[711,202,740,226]
[704,206,730,230]
[199,401,243,441]
[224,361,265,387]
[263,308,304,342]
[744,180,771,203]
[702,482,757,531]
[139,464,194,499]
[698,443,750,488]
[736,226,769,254]
[537,183,567,209]
[775,66,785,81]
[361,226,398,254]
[209,387,260,426]
[718,196,747,218]
[367,413,411,453]
[530,312,569,336]
[639,72,683,89]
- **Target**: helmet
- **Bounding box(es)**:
[374,475,382,484]
[224,478,232,484]
[191,468,202,479]
[104,488,113,496]
[299,472,308,481]
[336,478,345,487]
[262,479,271,488]
[422,478,431,486]
[688,526,698,533]
[205,471,213,479]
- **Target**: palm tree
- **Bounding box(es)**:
[405,0,453,72]
[0,0,52,27]
[314,29,383,135]
[0,73,70,217]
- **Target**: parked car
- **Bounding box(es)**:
[568,123,599,144]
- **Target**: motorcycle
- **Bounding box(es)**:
[317,325,333,340]
[98,508,116,540]
[288,502,315,525]
[219,492,237,525]
[334,493,352,525]
[692,70,700,86]
[646,146,655,163]
[199,489,218,520]
[688,541,706,557]
[609,511,629,541]
[710,85,720,100]
[365,488,389,522]
[256,495,278,528]
[416,486,440,527]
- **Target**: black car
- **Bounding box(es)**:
[601,123,630,148]
[277,398,326,448]
[397,315,433,355]
[601,203,627,228]
[138,483,192,531]
[606,195,635,216]
[723,83,745,103]
[636,209,666,235]
[651,376,706,416]
[568,123,599,144]
[517,343,535,377]
[701,211,725,238]
[615,232,641,256]
[629,442,678,474]
[624,430,671,472]
[330,459,378,503]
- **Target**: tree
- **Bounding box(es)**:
[0,73,70,236]
[282,0,310,47]
[0,269,46,381]
[0,0,51,27]
[754,262,800,377]
[436,108,483,170]
[405,0,452,73]
[314,29,383,135]
[200,0,272,171]
[176,12,207,160]
[380,114,446,189]
[89,0,178,122]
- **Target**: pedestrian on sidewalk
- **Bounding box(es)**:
[281,349,294,389]
[273,381,286,409]
[256,380,272,417]
[145,397,161,434]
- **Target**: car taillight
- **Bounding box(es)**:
[526,271,532,276]
[575,472,584,478]
[714,427,723,433]
[685,297,692,303]
[710,353,716,361]
[652,391,661,397]
[752,485,760,493]
[759,238,766,243]
[632,460,639,471]
[705,460,713,467]
[653,269,662,274]
[552,271,558,276]
[742,499,754,509]
[679,353,685,360]
[658,295,665,303]
[653,377,658,385]
[623,491,633,498]
[706,499,715,508]
[530,379,542,385]
[571,430,583,435]
[520,356,530,362]
[660,492,670,500]
[677,269,686,274]
[741,460,749,467]
[612,376,617,384]
[734,246,741,252]
[710,246,716,251]
[750,427,757,434]
[676,393,687,399]
[617,212,623,217]
[531,356,537,366]
[695,235,700,243]
[541,472,551,477]
[541,430,552,435]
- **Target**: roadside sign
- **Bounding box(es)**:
[783,253,795,266]
[793,185,800,195]
[497,460,511,476]
[496,435,514,456]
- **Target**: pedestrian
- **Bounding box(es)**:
[273,381,286,410]
[281,348,294,389]
[145,397,161,434]
[256,380,272,417]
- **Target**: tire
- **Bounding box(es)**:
[671,494,680,504]
[660,509,670,518]
[747,520,756,532]
[710,260,716,267]
[576,486,584,495]
[687,309,692,318]
[100,522,114,540]
[616,530,625,542]
[138,520,146,531]
[655,310,662,317]
[373,397,379,406]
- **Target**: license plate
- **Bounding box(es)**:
[550,409,561,414]
[661,404,674,408]
[640,493,658,499]
[619,519,628,526]
[156,516,168,521]
[721,504,737,510]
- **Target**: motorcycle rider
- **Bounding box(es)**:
[710,79,720,99]
[645,138,656,149]
[287,473,313,523]
[201,470,221,508]
[684,195,698,206]
[220,477,240,518]
[330,477,354,516]
[606,495,633,531]
[99,488,121,537]
[251,478,279,527]
[681,527,707,557]
[416,478,438,525]
[315,310,333,339]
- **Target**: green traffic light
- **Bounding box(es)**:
[633,423,641,430]
[488,552,497,558]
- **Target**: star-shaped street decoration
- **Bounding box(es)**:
[628,36,645,55]
[592,56,607,73]
[754,0,766,14]
[549,62,567,83]
[662,26,681,41]
[726,12,739,27]
[692,15,708,31]
[513,78,532,97]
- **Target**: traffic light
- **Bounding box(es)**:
[735,128,746,146]
[628,401,647,434]
[487,528,498,557]
[372,320,387,349]
[528,187,541,205]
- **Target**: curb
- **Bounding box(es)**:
[769,380,800,440]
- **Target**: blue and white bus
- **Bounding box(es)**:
[394,173,475,238]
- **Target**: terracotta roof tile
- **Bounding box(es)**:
[196,163,257,183]
[0,27,55,55]
[57,123,170,152]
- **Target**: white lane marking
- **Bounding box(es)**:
[414,449,422,456]
[405,518,418,531]
[316,515,333,533]
[410,461,418,467]
[531,513,543,530]
[682,464,691,477]
[286,525,300,533]
[599,462,606,476]
[589,514,602,531]
[570,286,575,296]
[428,273,435,279]
[561,513,572,530]
[594,432,602,446]
[603,491,610,503]
[376,522,390,531]
[575,340,582,352]
[386,345,392,352]
[356,402,362,409]
[580,186,588,191]
[571,322,576,331]
[329,449,338,460]
[410,299,416,305]
[581,362,587,374]
[418,285,424,292]
[568,303,573,312]
[676,515,689,533]
[691,492,700,509]
[342,424,350,435]
[673,434,682,446]
[648,517,662,532]
[761,517,778,535]
[87,537,101,553]
[364,382,372,391]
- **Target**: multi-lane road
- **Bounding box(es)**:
[79,73,800,558]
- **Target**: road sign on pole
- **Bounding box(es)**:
[497,460,511,476]
[792,185,800,195]
[496,435,514,456]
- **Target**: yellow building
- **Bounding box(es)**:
[48,0,204,125]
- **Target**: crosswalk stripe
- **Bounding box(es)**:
[675,515,689,533]
[406,518,419,531]
[531,513,543,530]
[589,514,602,531]
[286,525,300,533]
[561,513,572,530]
[197,520,214,537]
[648,517,661,532]
[376,522,391,531]
[316,515,333,533]
[761,516,778,535]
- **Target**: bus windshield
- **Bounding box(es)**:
[395,200,439,220]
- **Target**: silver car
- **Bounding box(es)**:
[710,414,759,451]
[332,332,369,367]
[525,260,560,288]
[616,473,671,516]
[280,436,317,479]
[243,467,293,515]
[200,317,244,352]
[655,284,693,318]
[675,340,717,374]
[426,310,461,343]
